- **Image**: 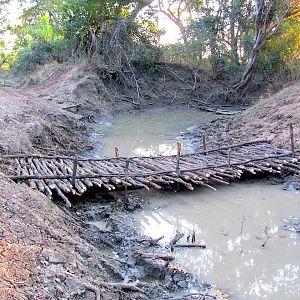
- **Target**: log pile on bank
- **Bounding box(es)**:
[0,140,299,207]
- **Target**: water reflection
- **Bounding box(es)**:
[136,183,300,299]
[91,108,215,157]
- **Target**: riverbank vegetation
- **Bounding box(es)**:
[0,0,300,99]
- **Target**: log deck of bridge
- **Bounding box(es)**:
[0,140,299,207]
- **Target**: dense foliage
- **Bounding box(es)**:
[0,0,300,93]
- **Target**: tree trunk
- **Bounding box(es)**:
[232,0,293,95]
[230,18,239,65]
[232,31,264,94]
[209,33,221,79]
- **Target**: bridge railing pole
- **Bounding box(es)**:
[115,147,119,158]
[125,158,130,196]
[290,124,295,158]
[176,142,182,191]
[72,156,78,186]
[176,142,182,175]
[228,148,231,168]
[202,132,207,155]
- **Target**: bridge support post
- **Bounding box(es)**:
[72,156,78,186]
[202,132,207,155]
[290,124,295,158]
[125,159,130,196]
[176,142,182,175]
[228,148,231,168]
[115,147,119,157]
[176,142,182,191]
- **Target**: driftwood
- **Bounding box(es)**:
[136,252,175,261]
[83,284,101,300]
[169,230,184,246]
[101,282,145,294]
[62,103,82,110]
[173,243,206,249]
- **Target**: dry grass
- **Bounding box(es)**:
[229,82,300,149]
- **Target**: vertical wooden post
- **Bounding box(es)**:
[176,142,182,175]
[228,148,231,168]
[290,124,295,158]
[115,147,119,157]
[202,132,207,155]
[176,142,182,192]
[125,159,130,196]
[72,156,78,186]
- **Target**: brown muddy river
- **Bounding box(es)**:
[91,108,215,157]
[137,185,300,300]
[93,108,300,299]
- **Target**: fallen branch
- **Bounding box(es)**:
[83,284,101,300]
[173,243,206,249]
[169,229,184,246]
[136,252,175,261]
[101,282,145,294]
[62,103,82,110]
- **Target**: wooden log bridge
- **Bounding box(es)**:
[0,140,299,207]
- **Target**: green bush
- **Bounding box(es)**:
[12,39,72,74]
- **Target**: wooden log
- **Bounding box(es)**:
[208,176,229,185]
[44,182,52,198]
[173,243,206,249]
[54,185,71,208]
[183,171,202,180]
[35,180,45,192]
[290,124,295,158]
[215,171,235,179]
[169,230,184,245]
[176,142,182,175]
[110,177,122,185]
[132,177,150,190]
[82,179,94,188]
[137,252,175,261]
[121,180,132,187]
[91,178,103,187]
[72,157,78,186]
[202,132,207,155]
[197,181,217,191]
[14,158,22,175]
[149,235,164,245]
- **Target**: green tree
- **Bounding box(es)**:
[233,0,300,94]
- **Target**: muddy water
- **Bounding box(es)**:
[93,108,300,299]
[137,185,300,299]
[91,108,215,157]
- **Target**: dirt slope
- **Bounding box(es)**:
[192,82,300,151]
[0,84,85,155]
[0,175,147,300]
[229,83,300,149]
